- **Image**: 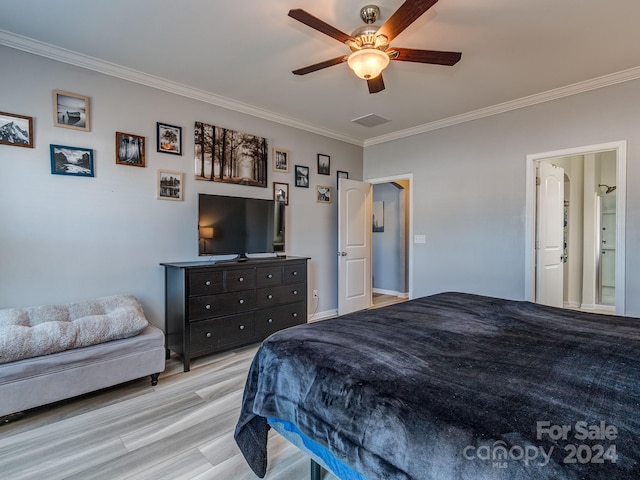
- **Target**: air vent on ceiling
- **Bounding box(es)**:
[351,113,391,128]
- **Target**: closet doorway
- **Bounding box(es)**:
[525,141,627,314]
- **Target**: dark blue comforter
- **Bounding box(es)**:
[234,292,640,479]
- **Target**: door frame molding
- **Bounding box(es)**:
[524,141,627,314]
[366,173,414,300]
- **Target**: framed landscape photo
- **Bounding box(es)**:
[116,132,145,167]
[157,122,182,155]
[273,181,289,205]
[53,90,90,131]
[317,153,330,175]
[157,169,183,201]
[50,144,94,177]
[294,165,309,188]
[316,185,332,204]
[273,148,289,172]
[0,111,33,148]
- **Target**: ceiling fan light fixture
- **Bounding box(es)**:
[347,48,390,80]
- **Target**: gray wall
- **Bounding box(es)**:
[0,46,363,326]
[364,78,640,316]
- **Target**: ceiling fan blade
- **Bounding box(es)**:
[392,48,461,66]
[292,56,347,75]
[288,9,355,44]
[376,0,439,44]
[367,75,385,94]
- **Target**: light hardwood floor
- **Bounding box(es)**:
[0,346,337,480]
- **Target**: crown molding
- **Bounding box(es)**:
[4,29,640,150]
[0,29,364,147]
[364,66,640,147]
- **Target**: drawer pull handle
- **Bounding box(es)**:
[238,277,244,282]
[205,280,211,286]
[292,271,298,276]
[239,325,245,330]
[239,299,245,305]
[206,332,212,338]
[267,294,273,300]
[205,304,211,310]
[267,274,273,279]
[268,318,273,324]
[292,290,298,295]
[292,312,298,318]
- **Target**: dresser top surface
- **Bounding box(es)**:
[161,256,309,270]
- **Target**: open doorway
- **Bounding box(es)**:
[525,141,627,315]
[370,175,412,308]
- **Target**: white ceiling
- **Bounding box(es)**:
[2,0,640,146]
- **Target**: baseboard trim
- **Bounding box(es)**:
[308,309,338,323]
[373,288,407,298]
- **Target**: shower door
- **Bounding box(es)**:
[597,194,616,305]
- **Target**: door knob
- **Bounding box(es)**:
[338,252,347,256]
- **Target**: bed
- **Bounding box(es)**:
[234,292,640,479]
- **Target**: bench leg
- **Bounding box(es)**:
[150,373,160,386]
[311,459,322,480]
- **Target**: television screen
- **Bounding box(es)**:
[198,194,285,256]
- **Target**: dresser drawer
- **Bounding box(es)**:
[256,266,283,288]
[190,313,255,355]
[283,263,306,284]
[188,270,224,296]
[256,283,305,307]
[224,269,256,291]
[255,302,305,338]
[189,291,256,320]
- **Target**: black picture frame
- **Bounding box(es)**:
[157,122,182,155]
[273,181,289,205]
[295,165,309,188]
[337,170,348,188]
[317,153,330,175]
[50,144,94,177]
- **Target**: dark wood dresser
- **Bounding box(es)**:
[161,257,308,371]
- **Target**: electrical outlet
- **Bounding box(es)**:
[313,289,318,298]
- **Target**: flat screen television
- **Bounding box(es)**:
[198,193,285,257]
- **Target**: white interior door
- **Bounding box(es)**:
[536,162,565,307]
[338,178,372,315]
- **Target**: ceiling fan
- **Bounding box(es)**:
[288,0,462,94]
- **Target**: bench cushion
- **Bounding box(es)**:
[0,295,149,364]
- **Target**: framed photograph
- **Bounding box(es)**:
[116,132,145,167]
[157,122,182,155]
[295,165,309,188]
[337,170,348,188]
[373,201,384,232]
[273,181,289,205]
[53,90,90,131]
[50,144,94,177]
[157,169,183,201]
[316,185,332,204]
[195,122,267,187]
[317,154,330,175]
[0,111,33,148]
[273,148,289,172]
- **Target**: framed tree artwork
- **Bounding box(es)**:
[116,132,145,167]
[157,122,182,155]
[194,121,267,187]
[317,153,330,175]
[273,148,289,172]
